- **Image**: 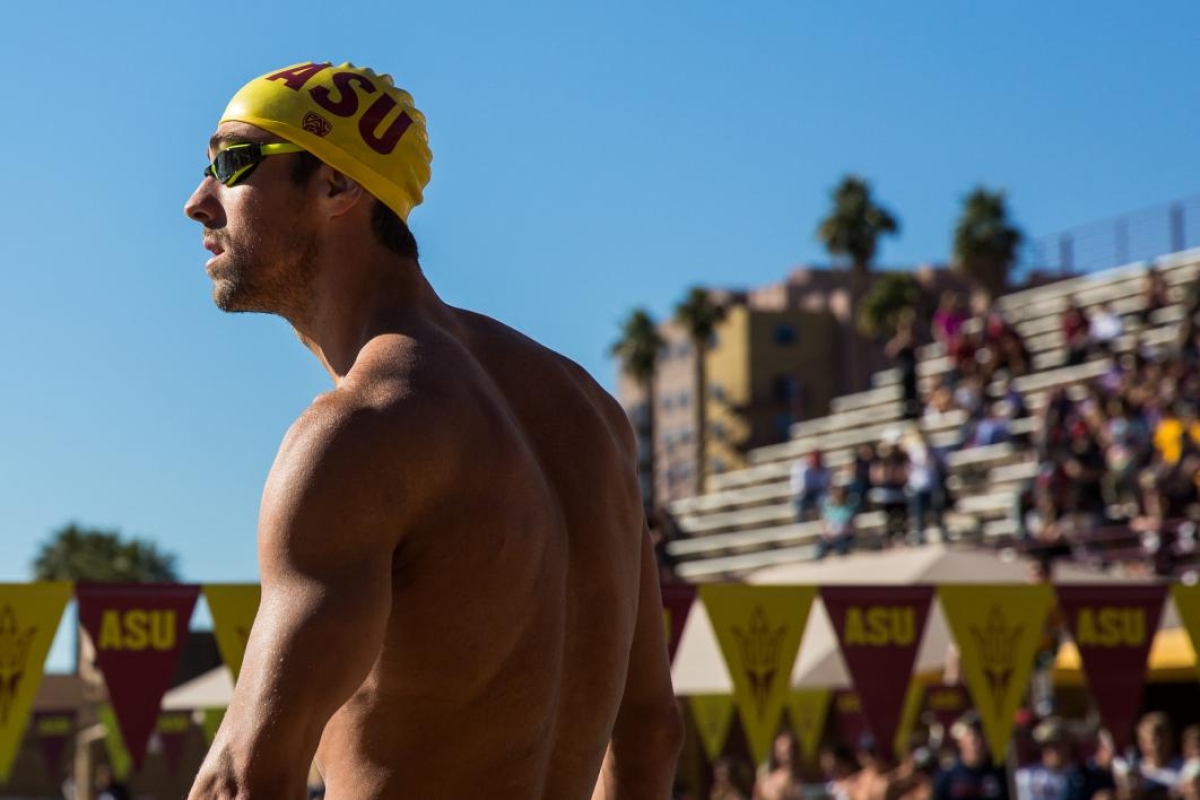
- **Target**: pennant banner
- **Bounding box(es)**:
[939,584,1054,764]
[923,684,971,732]
[786,689,830,765]
[201,708,226,746]
[77,583,201,770]
[699,584,816,764]
[893,679,928,759]
[661,584,697,665]
[98,704,132,781]
[0,582,73,782]
[1171,585,1200,686]
[32,709,76,779]
[1057,584,1167,751]
[688,694,735,763]
[832,689,867,748]
[157,711,192,773]
[821,586,934,760]
[203,584,261,681]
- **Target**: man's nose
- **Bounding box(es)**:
[185,179,225,227]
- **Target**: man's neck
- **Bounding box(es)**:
[291,248,442,384]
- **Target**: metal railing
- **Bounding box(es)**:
[1017,195,1200,278]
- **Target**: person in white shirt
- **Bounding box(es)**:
[1088,302,1125,354]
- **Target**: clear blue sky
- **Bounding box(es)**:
[4,0,1199,587]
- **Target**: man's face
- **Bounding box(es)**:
[184,122,318,321]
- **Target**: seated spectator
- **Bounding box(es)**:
[850,443,876,513]
[1114,712,1184,796]
[1151,402,1200,467]
[1062,299,1091,367]
[1180,725,1200,789]
[815,483,856,559]
[869,438,910,544]
[933,291,969,344]
[954,375,987,421]
[790,451,831,522]
[924,378,960,423]
[1014,718,1085,800]
[935,713,1009,800]
[1089,301,1125,355]
[1139,265,1170,325]
[969,400,1014,448]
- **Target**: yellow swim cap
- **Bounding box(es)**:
[220,62,431,221]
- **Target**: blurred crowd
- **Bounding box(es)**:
[783,266,1200,568]
[678,710,1200,800]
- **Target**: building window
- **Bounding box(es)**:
[677,392,690,408]
[710,383,726,403]
[676,342,691,358]
[773,323,797,345]
[679,430,692,445]
[711,421,726,440]
[711,457,726,475]
[708,332,719,349]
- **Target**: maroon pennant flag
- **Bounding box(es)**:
[1056,584,1168,751]
[32,709,75,778]
[923,684,971,732]
[156,711,192,772]
[660,583,697,663]
[822,586,934,761]
[832,689,868,749]
[76,583,200,770]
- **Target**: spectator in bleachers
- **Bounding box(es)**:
[870,435,910,544]
[790,451,831,522]
[888,309,922,421]
[933,292,969,345]
[1062,416,1107,526]
[849,443,876,514]
[815,482,857,559]
[935,713,1009,800]
[1095,397,1149,516]
[1062,299,1091,367]
[1179,725,1200,790]
[924,377,961,424]
[1140,266,1171,326]
[883,746,937,800]
[1014,718,1084,800]
[1089,301,1125,356]
[1115,712,1183,796]
[955,375,987,420]
[904,429,945,543]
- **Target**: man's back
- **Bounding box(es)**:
[305,308,659,798]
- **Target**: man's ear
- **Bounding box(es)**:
[320,166,365,217]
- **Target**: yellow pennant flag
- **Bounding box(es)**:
[0,582,72,782]
[786,689,830,765]
[699,585,816,764]
[201,707,226,746]
[1171,585,1200,684]
[688,694,735,762]
[939,584,1054,764]
[204,584,261,680]
[99,704,133,780]
[892,678,928,759]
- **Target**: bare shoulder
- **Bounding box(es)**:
[452,308,636,460]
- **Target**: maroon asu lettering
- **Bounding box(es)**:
[265,62,415,156]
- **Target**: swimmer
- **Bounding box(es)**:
[184,62,682,799]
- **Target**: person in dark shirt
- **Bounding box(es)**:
[935,714,1009,800]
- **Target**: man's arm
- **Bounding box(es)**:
[189,401,409,799]
[592,525,685,800]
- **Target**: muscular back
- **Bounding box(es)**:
[309,309,646,799]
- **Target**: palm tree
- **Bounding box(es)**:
[857,272,921,340]
[674,287,728,496]
[817,176,900,298]
[611,308,666,509]
[953,187,1023,300]
[32,523,179,583]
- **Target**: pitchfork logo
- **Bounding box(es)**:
[0,605,36,725]
[733,605,788,721]
[969,605,1024,719]
[302,111,333,137]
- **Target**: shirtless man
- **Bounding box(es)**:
[183,62,682,799]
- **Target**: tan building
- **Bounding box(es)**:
[618,265,976,505]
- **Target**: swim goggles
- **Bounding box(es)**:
[204,142,306,187]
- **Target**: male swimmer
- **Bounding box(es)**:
[184,62,682,799]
